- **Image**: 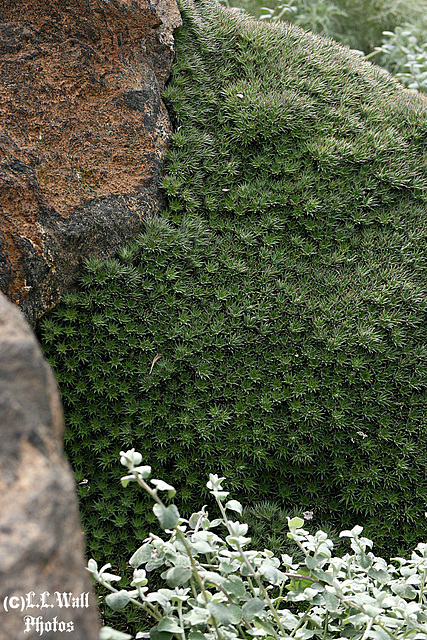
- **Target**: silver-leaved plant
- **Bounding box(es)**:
[88,449,427,640]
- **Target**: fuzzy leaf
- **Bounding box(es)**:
[153,504,180,530]
[368,568,390,583]
[340,525,363,538]
[288,517,304,530]
[132,466,152,478]
[253,616,276,634]
[305,555,323,570]
[165,566,192,588]
[151,479,177,499]
[157,618,183,634]
[189,633,208,640]
[105,591,131,611]
[191,539,216,554]
[242,598,266,620]
[228,604,243,624]
[370,628,392,640]
[220,561,238,574]
[322,591,339,611]
[129,544,152,568]
[225,500,243,514]
[391,582,417,599]
[259,562,279,584]
[101,573,122,583]
[120,475,135,488]
[149,627,172,640]
[183,607,210,625]
[222,575,246,597]
[188,631,207,640]
[207,602,234,626]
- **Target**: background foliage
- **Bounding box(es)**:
[41,0,427,628]
[221,0,427,92]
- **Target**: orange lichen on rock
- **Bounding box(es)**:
[0,0,181,324]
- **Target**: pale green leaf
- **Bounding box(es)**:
[129,543,152,568]
[121,476,135,488]
[132,465,152,478]
[228,604,243,624]
[165,566,192,588]
[183,607,210,625]
[391,582,417,599]
[153,504,180,530]
[225,500,243,514]
[150,627,173,640]
[189,633,208,640]
[151,479,177,498]
[370,627,393,640]
[288,517,304,529]
[322,591,339,611]
[105,591,131,611]
[220,561,238,574]
[253,616,276,634]
[242,598,265,620]
[158,617,183,634]
[101,573,122,582]
[368,568,390,583]
[259,561,279,584]
[222,575,246,597]
[191,539,216,554]
[207,602,234,626]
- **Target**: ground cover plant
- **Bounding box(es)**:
[41,0,427,623]
[91,450,427,640]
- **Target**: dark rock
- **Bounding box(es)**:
[0,292,100,639]
[0,0,181,326]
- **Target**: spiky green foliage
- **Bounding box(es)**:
[42,0,427,586]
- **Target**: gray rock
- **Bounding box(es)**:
[0,293,100,639]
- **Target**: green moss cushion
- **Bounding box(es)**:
[42,0,427,577]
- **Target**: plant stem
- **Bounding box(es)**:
[419,570,427,603]
[215,496,288,640]
[360,618,373,640]
[134,472,224,640]
[211,581,253,630]
[290,610,321,637]
[98,577,162,621]
[322,610,329,640]
[178,600,187,640]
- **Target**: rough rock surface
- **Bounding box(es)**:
[0,0,181,326]
[0,293,100,639]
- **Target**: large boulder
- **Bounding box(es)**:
[0,293,100,639]
[0,0,181,326]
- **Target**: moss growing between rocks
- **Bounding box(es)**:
[42,0,427,583]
